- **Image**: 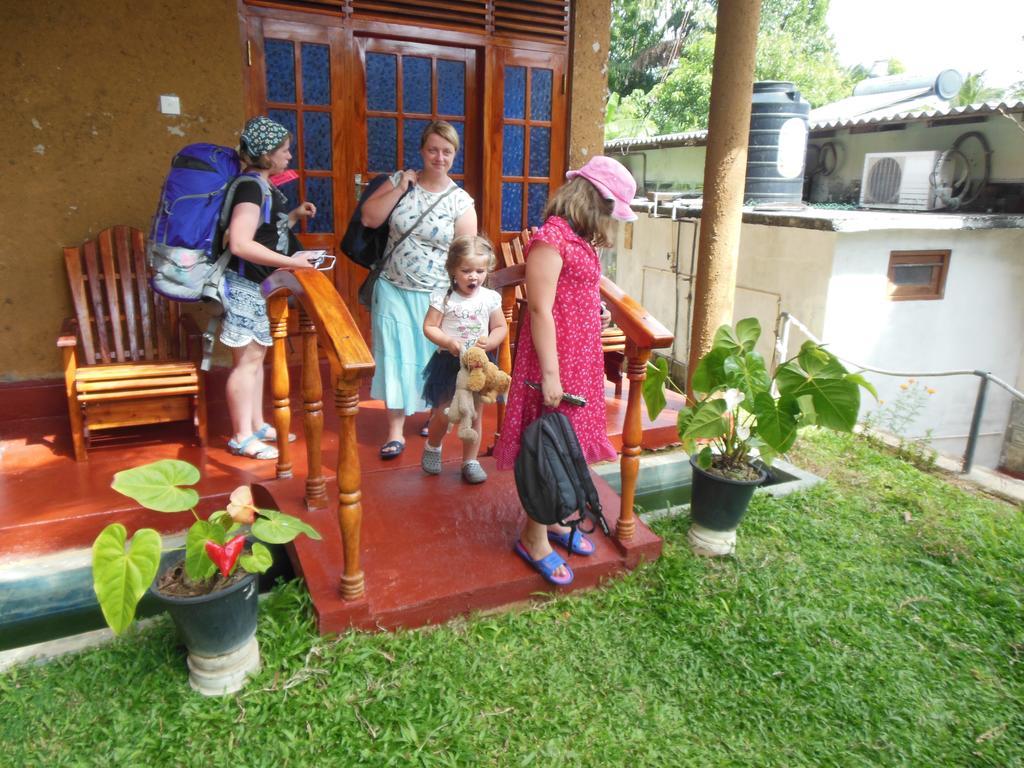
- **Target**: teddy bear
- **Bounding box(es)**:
[446,345,490,442]
[477,359,511,405]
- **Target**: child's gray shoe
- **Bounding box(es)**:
[421,444,442,475]
[461,460,487,484]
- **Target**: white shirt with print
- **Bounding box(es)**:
[429,287,501,349]
[382,172,475,292]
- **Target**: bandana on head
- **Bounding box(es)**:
[241,116,289,158]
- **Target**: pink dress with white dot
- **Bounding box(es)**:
[493,216,617,470]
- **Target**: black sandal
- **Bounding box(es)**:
[380,440,405,459]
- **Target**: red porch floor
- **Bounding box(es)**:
[0,373,678,631]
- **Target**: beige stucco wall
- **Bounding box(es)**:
[611,215,836,370]
[3,0,244,381]
[569,0,611,166]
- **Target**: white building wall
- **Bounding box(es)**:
[822,228,1024,467]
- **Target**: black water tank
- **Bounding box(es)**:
[744,81,811,205]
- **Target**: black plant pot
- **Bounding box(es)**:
[150,569,260,695]
[689,455,767,532]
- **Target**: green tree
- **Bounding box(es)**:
[1007,80,1024,102]
[952,71,1003,107]
[605,90,660,139]
[610,0,855,136]
[608,0,709,97]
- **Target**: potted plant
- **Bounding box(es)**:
[91,459,320,695]
[643,317,875,555]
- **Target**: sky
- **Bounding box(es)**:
[826,0,1024,90]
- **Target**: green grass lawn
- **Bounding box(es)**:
[2,431,1022,767]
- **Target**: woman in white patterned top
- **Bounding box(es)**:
[361,121,477,459]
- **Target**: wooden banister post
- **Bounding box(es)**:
[495,284,517,440]
[617,343,651,542]
[300,307,327,509]
[335,375,366,600]
[268,295,292,479]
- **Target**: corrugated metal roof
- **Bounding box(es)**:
[809,99,1024,130]
[603,101,1024,152]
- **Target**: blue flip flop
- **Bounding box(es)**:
[514,541,574,586]
[547,530,595,556]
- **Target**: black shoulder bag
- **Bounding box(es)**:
[358,183,458,308]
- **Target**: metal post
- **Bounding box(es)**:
[962,372,989,474]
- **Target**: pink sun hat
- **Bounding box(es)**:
[565,155,638,222]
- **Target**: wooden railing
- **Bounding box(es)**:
[489,260,674,542]
[261,258,671,606]
[263,268,375,601]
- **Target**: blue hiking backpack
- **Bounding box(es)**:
[147,143,271,302]
[146,143,271,368]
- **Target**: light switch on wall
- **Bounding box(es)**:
[159,95,181,116]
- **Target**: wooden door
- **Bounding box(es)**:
[489,48,567,241]
[244,17,351,247]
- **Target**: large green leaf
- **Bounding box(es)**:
[787,376,861,431]
[734,317,761,352]
[92,524,162,635]
[846,372,879,401]
[723,351,771,405]
[695,445,713,469]
[185,520,220,582]
[752,392,798,454]
[239,542,273,574]
[711,317,761,355]
[252,509,321,545]
[111,459,200,513]
[642,358,670,421]
[680,398,729,442]
[690,347,729,395]
[797,342,848,379]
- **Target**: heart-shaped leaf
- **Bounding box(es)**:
[92,524,162,635]
[239,542,273,574]
[797,342,848,379]
[642,358,670,421]
[695,445,713,469]
[251,509,321,545]
[111,460,199,513]
[690,347,730,395]
[723,351,771,405]
[185,520,220,582]
[787,376,861,431]
[752,392,798,454]
[680,398,729,442]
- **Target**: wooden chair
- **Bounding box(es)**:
[498,228,627,396]
[58,226,207,461]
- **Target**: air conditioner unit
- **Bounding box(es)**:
[859,151,943,211]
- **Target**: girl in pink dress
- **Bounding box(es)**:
[493,156,637,586]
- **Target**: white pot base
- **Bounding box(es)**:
[688,523,737,557]
[186,634,260,696]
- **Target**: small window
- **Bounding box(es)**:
[887,250,950,301]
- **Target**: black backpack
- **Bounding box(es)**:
[514,411,611,554]
[340,174,393,269]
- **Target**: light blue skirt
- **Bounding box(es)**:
[370,277,435,415]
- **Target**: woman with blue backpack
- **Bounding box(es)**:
[221,116,318,460]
